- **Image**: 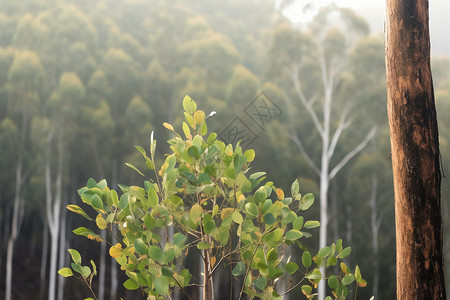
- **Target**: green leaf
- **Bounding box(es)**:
[203,220,216,234]
[190,203,202,224]
[148,187,158,208]
[91,194,103,210]
[207,132,217,144]
[301,285,312,296]
[90,260,97,276]
[328,275,339,289]
[304,220,320,229]
[342,274,355,285]
[87,178,97,188]
[232,211,243,224]
[218,227,230,246]
[72,227,103,242]
[194,110,205,125]
[244,149,255,162]
[253,276,266,290]
[134,238,149,255]
[232,262,246,276]
[154,276,169,295]
[96,214,107,230]
[355,265,362,282]
[197,241,211,249]
[302,251,312,268]
[285,229,303,241]
[291,179,299,197]
[267,248,278,266]
[125,162,144,176]
[261,199,272,215]
[71,263,82,275]
[123,279,139,290]
[263,213,276,225]
[299,193,314,210]
[173,233,187,246]
[292,216,303,230]
[245,202,258,217]
[318,246,331,259]
[81,266,91,278]
[118,194,129,210]
[254,187,267,203]
[66,205,93,220]
[149,246,165,264]
[183,95,197,114]
[285,262,299,274]
[68,249,81,264]
[58,267,73,277]
[306,268,322,280]
[337,247,352,259]
[234,155,247,173]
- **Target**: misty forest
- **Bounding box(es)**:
[0,0,449,299]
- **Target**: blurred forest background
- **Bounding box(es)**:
[0,0,449,299]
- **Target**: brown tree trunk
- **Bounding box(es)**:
[385,0,446,299]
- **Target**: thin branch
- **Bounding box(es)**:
[327,105,351,159]
[279,276,306,296]
[291,134,320,176]
[329,127,377,180]
[292,67,324,136]
[238,245,259,300]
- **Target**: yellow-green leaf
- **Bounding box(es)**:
[66,205,93,221]
[183,95,197,114]
[125,163,144,176]
[96,214,107,230]
[193,110,205,125]
[58,267,73,277]
[163,122,174,131]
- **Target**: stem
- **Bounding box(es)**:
[238,245,259,300]
[279,276,306,296]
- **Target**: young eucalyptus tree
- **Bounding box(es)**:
[267,6,376,300]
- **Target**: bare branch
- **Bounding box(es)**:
[290,134,320,176]
[292,67,324,136]
[329,126,377,180]
[327,105,351,159]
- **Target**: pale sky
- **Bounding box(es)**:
[281,0,450,55]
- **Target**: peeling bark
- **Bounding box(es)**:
[385,0,446,298]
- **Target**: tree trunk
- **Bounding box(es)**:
[369,176,380,300]
[385,0,446,298]
[5,162,23,300]
[40,219,49,300]
[57,196,67,300]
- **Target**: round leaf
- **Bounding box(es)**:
[183,95,197,114]
[123,279,139,290]
[68,249,81,264]
[245,202,258,217]
[58,267,73,277]
[285,262,299,274]
[285,229,303,241]
[302,251,312,268]
[149,246,165,264]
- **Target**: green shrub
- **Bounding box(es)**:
[60,95,366,300]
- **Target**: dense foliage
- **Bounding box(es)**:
[0,0,449,299]
[60,96,366,299]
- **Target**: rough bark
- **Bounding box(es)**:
[385,0,446,298]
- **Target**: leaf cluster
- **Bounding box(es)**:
[61,96,366,299]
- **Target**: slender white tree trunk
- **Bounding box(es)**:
[40,219,49,300]
[57,197,67,300]
[46,136,63,300]
[369,176,380,300]
[5,162,23,300]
